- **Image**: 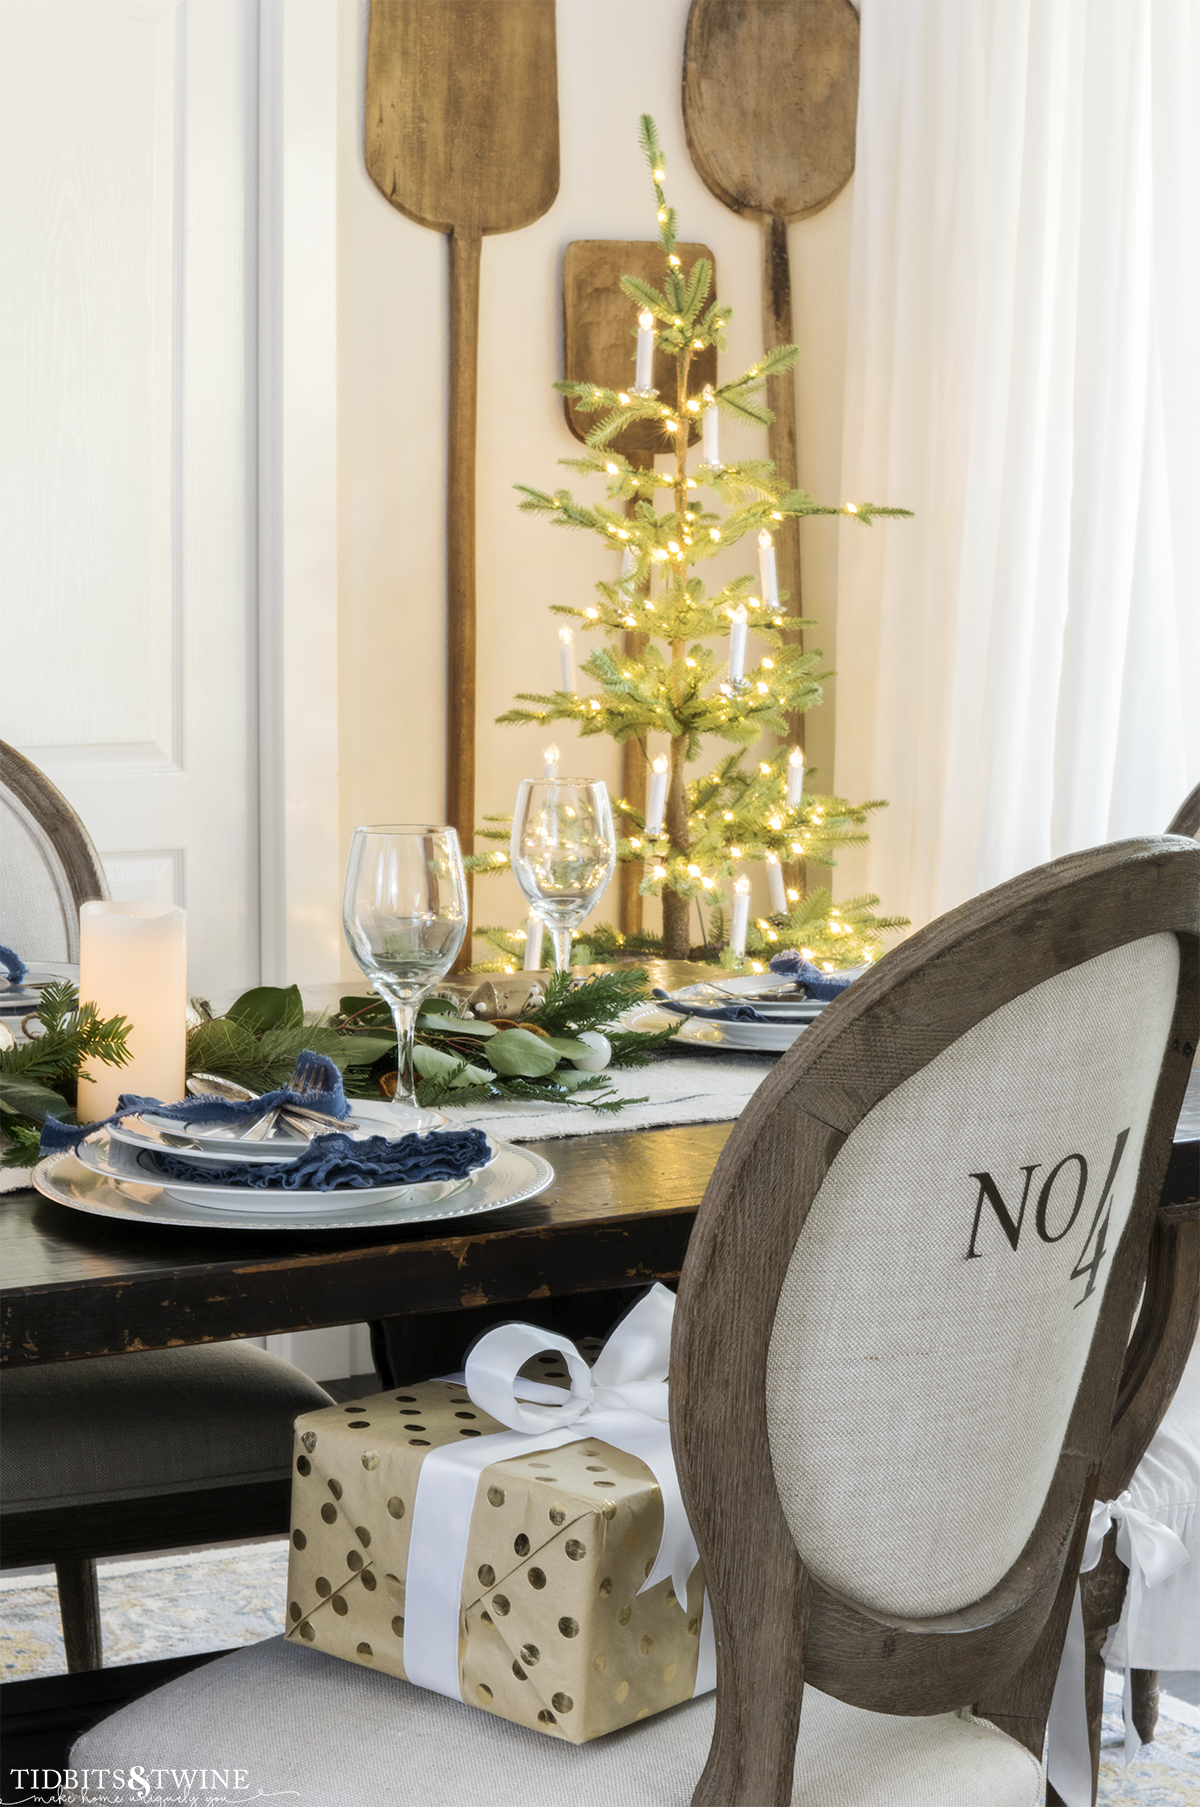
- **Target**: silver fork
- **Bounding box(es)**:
[236,1053,337,1143]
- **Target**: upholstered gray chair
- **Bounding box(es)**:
[0,746,333,1672]
[65,836,1197,1804]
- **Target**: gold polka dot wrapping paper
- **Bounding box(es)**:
[285,1380,711,1741]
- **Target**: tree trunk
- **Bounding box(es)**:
[661,734,691,958]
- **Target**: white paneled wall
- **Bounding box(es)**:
[257,1323,376,1386]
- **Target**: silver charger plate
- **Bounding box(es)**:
[33,1135,553,1231]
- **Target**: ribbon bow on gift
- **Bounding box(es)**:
[403,1284,709,1702]
[1046,1492,1189,1804]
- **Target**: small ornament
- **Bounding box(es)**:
[569,1031,611,1072]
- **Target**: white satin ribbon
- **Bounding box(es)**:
[1046,1493,1188,1803]
[403,1284,709,1703]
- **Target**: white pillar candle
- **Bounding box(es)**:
[542,744,560,780]
[766,854,787,914]
[559,626,576,694]
[758,529,779,605]
[523,908,543,971]
[635,310,655,390]
[701,386,720,465]
[645,756,668,837]
[786,745,804,808]
[727,606,748,685]
[730,876,751,958]
[77,901,187,1120]
[620,547,636,582]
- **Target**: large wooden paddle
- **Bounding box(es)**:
[365,1,559,939]
[683,0,858,751]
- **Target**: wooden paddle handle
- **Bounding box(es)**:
[447,227,482,960]
[762,213,804,756]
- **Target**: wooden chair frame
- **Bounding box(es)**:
[670,836,1198,1806]
[0,740,109,958]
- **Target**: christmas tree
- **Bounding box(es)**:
[471,117,910,968]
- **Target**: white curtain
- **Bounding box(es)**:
[834,0,1199,931]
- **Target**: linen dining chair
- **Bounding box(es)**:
[0,740,109,961]
[0,745,334,1673]
[1073,784,1200,1772]
[64,834,1196,1805]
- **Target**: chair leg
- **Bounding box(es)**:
[1131,1669,1160,1744]
[55,1557,103,1671]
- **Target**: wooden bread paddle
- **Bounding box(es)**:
[683,0,859,749]
[562,242,717,933]
[365,0,559,943]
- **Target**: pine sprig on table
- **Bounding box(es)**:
[0,984,132,1167]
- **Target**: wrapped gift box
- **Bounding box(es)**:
[285,1377,709,1742]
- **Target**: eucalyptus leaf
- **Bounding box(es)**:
[482,1028,560,1078]
[418,997,459,1016]
[411,1044,492,1088]
[0,1072,75,1124]
[418,1013,497,1039]
[340,1036,399,1066]
[542,1036,591,1061]
[226,985,304,1035]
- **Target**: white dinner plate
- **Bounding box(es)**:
[668,975,829,1020]
[113,1099,445,1167]
[135,1096,444,1159]
[33,1135,553,1232]
[617,1002,800,1054]
[72,1130,499,1213]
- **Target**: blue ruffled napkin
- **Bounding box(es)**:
[152,1125,492,1191]
[39,1053,352,1157]
[767,952,861,1001]
[0,945,27,985]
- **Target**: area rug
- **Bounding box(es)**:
[2,1545,1197,1803]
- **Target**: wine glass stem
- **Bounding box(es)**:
[388,999,419,1106]
[549,926,573,974]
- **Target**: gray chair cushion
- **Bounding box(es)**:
[1,1344,332,1511]
[67,1637,1042,1806]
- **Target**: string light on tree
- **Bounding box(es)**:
[468,115,911,968]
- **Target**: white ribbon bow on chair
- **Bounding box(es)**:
[403,1284,710,1701]
[1046,1493,1189,1805]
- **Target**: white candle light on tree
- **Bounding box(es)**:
[727,606,748,686]
[558,626,576,693]
[77,901,187,1120]
[758,529,779,606]
[620,547,636,582]
[645,755,668,837]
[635,310,655,390]
[523,908,542,971]
[766,853,787,914]
[542,744,560,779]
[786,745,804,808]
[701,385,720,465]
[730,875,751,958]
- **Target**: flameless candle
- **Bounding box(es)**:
[523,908,543,971]
[645,755,668,837]
[786,745,804,807]
[730,876,751,957]
[542,744,560,780]
[766,853,787,914]
[727,606,748,685]
[701,386,720,465]
[620,547,636,582]
[635,310,655,390]
[77,901,187,1120]
[758,529,779,605]
[559,626,576,693]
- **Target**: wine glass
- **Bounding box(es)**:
[509,779,616,973]
[342,826,467,1127]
